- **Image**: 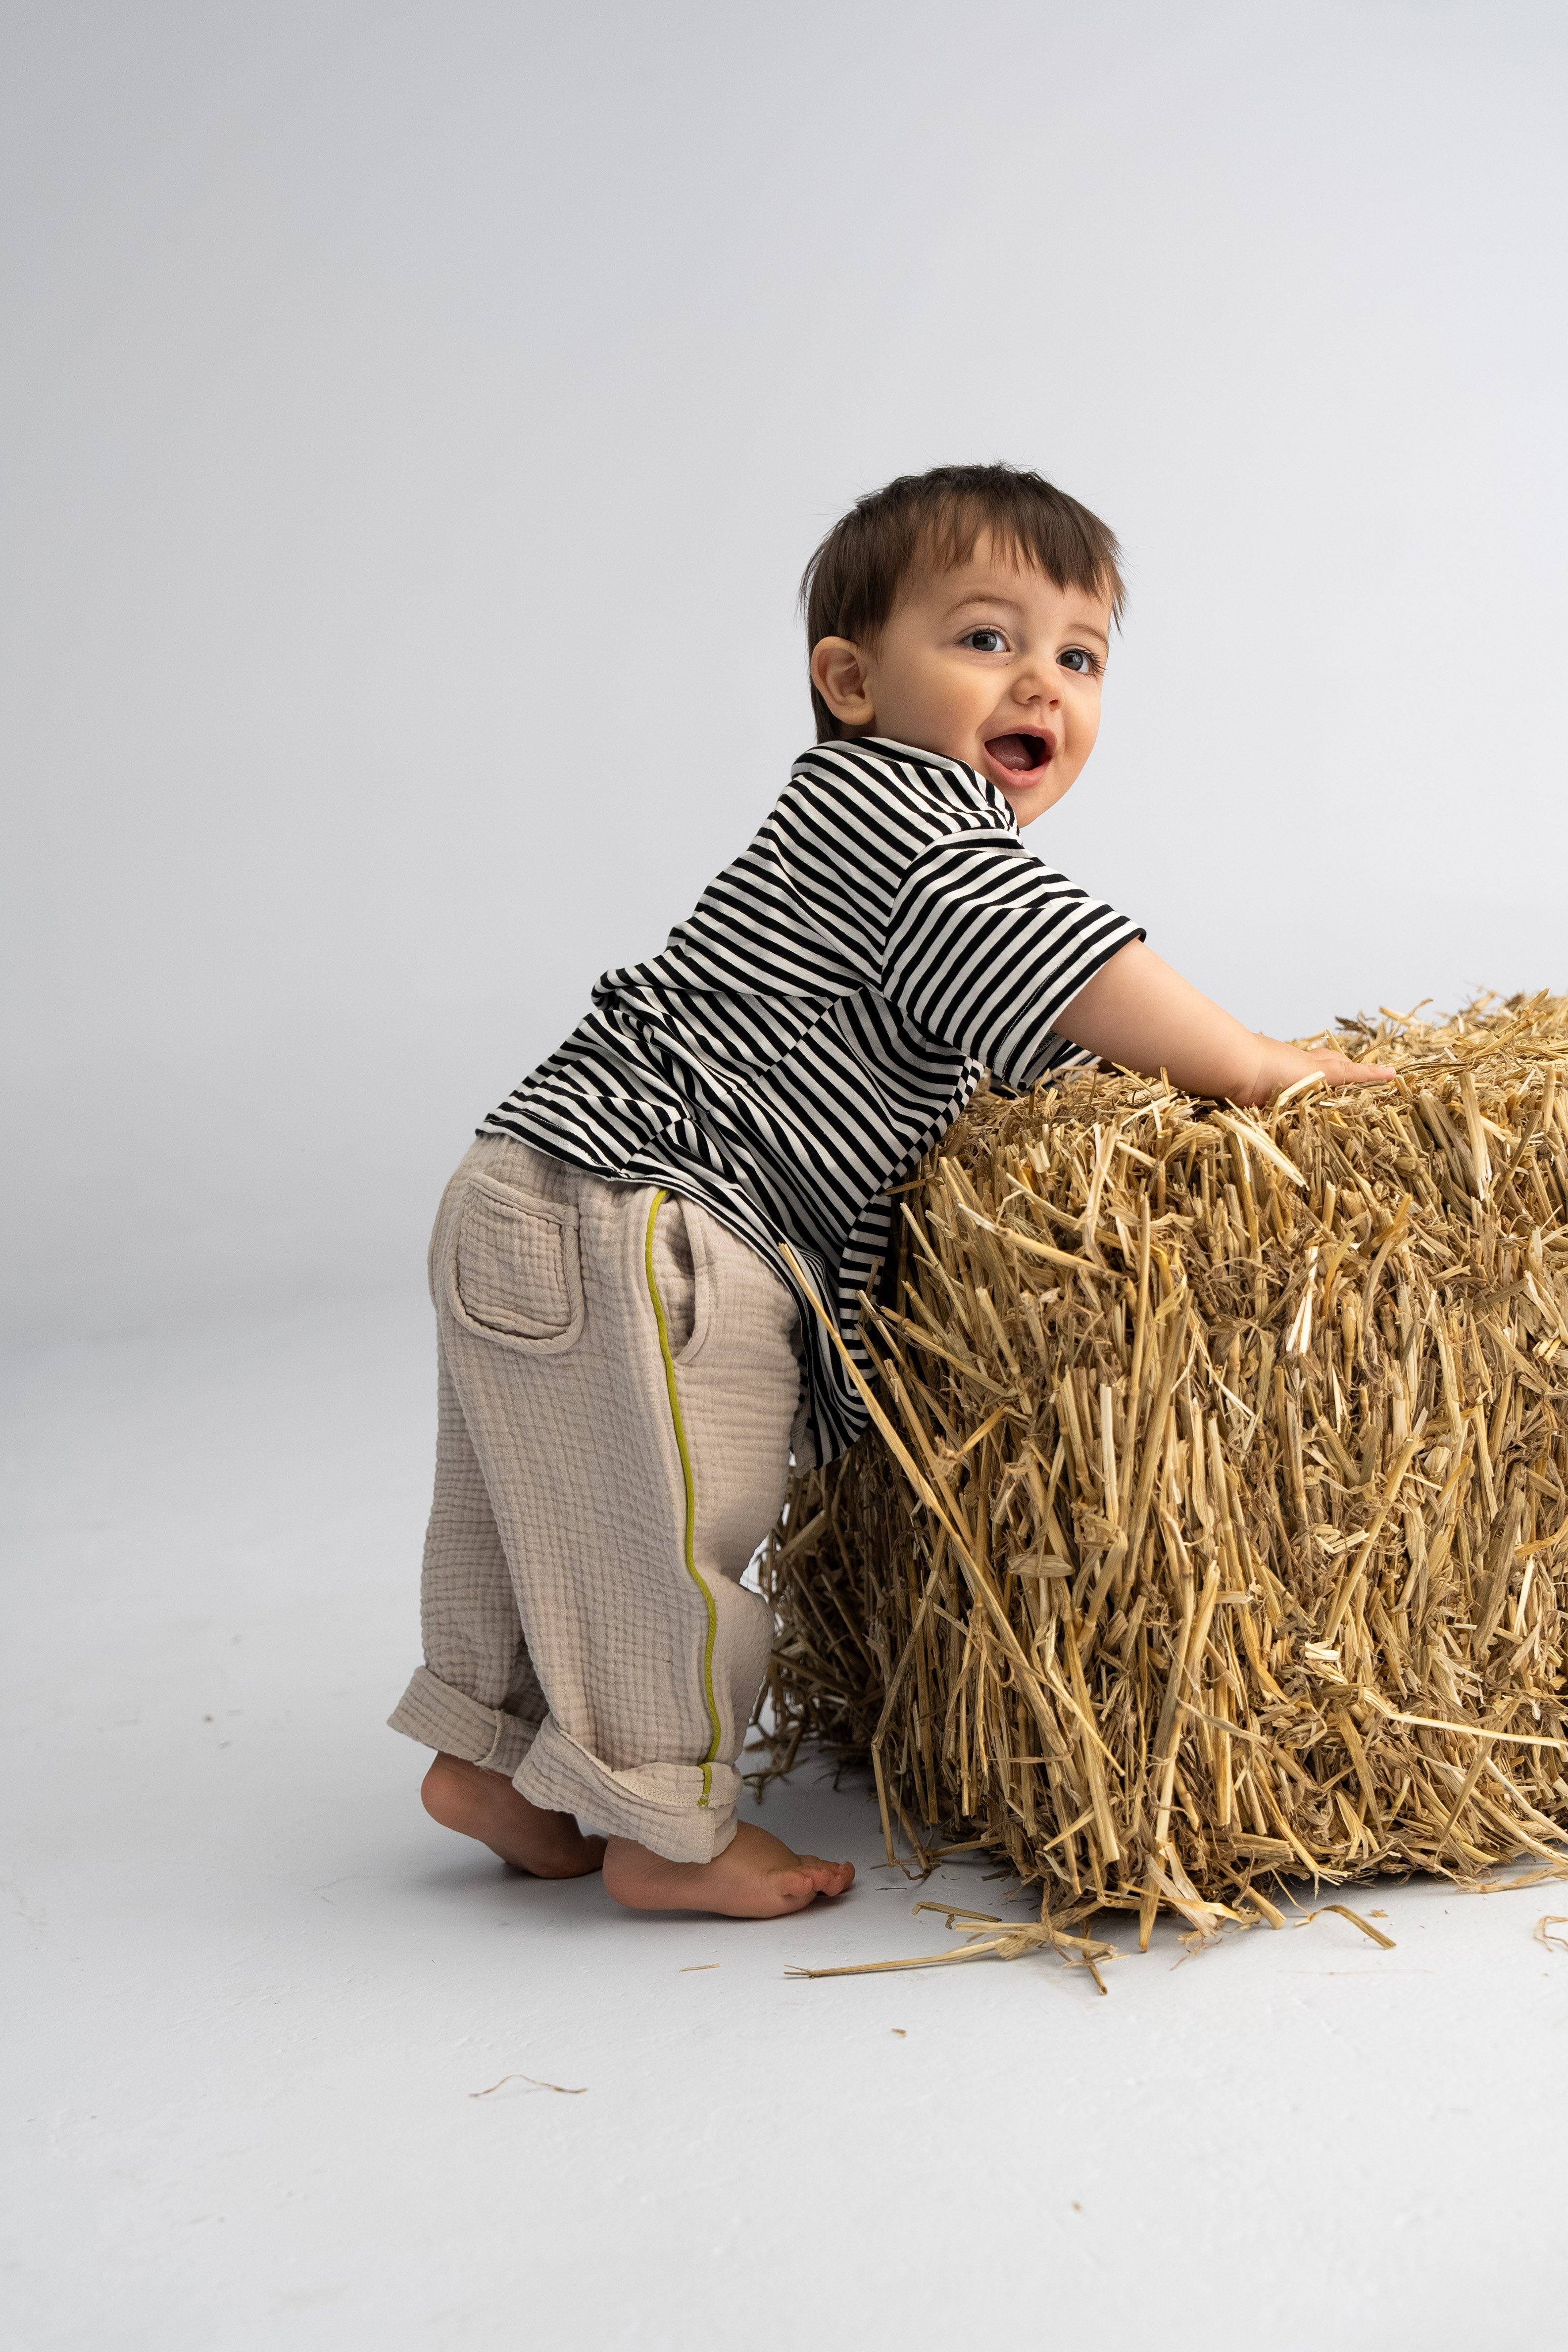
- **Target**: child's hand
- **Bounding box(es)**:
[1257,1040,1397,1097]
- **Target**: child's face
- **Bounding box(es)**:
[810,537,1112,825]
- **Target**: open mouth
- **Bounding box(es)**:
[984,730,1052,776]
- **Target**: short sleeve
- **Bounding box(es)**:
[880,831,1144,1087]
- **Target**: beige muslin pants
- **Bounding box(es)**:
[388,1136,805,1862]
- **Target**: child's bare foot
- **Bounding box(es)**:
[421,1752,606,1877]
[602,1820,855,1917]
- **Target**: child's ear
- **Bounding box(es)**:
[810,637,877,730]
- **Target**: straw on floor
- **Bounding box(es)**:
[758,994,1568,1944]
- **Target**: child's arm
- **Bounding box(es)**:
[1055,940,1395,1104]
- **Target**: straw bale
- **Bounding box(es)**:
[759,994,1568,1936]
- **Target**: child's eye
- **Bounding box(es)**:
[961,626,1008,654]
[1059,646,1102,675]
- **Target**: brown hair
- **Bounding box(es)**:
[799,462,1126,743]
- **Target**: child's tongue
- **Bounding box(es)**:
[987,733,1036,774]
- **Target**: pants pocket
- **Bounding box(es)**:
[649,1192,703,1361]
[445,1171,585,1352]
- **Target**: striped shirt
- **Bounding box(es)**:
[483,737,1142,1463]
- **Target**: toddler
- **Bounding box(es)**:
[389,463,1392,1917]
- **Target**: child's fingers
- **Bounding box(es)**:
[1311,1055,1397,1085]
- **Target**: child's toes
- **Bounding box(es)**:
[772,1866,820,1905]
[772,1862,849,1913]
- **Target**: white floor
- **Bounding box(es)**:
[5,1291,1567,2352]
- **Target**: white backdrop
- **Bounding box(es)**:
[4,0,1565,1341]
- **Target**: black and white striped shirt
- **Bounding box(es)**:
[483,738,1142,1463]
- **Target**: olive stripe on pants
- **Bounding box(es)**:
[389,1137,803,1862]
[643,1188,723,1803]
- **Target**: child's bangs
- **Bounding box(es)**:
[917,490,1126,624]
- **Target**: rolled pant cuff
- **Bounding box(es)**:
[388,1665,539,1777]
[513,1717,740,1863]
